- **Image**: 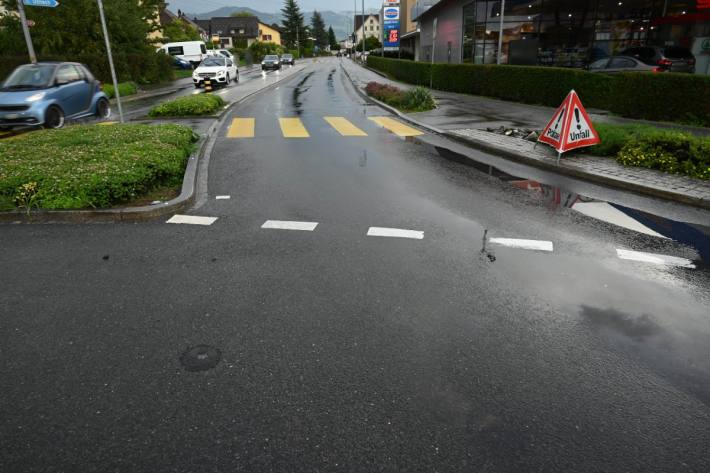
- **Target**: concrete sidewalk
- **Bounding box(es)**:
[340,59,710,210]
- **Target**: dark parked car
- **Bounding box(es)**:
[588,56,662,74]
[281,54,295,66]
[620,45,695,73]
[0,62,110,130]
[261,55,281,71]
[173,57,193,70]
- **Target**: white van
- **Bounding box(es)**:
[157,41,208,67]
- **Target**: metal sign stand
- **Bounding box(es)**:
[17,1,38,63]
[97,0,124,123]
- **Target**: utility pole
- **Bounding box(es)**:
[17,1,37,64]
[296,23,300,58]
[496,0,506,65]
[361,0,365,61]
[97,0,124,123]
[353,0,357,56]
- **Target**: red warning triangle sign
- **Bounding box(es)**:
[538,90,600,154]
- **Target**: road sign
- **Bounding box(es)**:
[23,0,60,7]
[538,90,600,159]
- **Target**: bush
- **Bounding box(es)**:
[103,81,138,100]
[366,57,710,127]
[617,131,710,180]
[148,94,225,117]
[365,82,435,112]
[0,124,197,210]
[590,122,667,156]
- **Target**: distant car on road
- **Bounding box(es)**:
[261,55,281,71]
[192,56,238,88]
[210,49,235,62]
[588,56,663,73]
[0,62,110,130]
[280,54,295,66]
[157,41,208,68]
[173,57,193,70]
[619,45,696,73]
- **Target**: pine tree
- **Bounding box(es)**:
[310,10,327,50]
[327,26,338,50]
[281,0,305,50]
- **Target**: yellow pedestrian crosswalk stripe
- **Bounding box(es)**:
[227,118,255,138]
[324,116,367,136]
[279,117,310,138]
[368,117,423,137]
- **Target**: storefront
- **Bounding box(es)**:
[417,0,710,71]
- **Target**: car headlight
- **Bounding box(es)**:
[217,70,225,76]
[26,92,46,102]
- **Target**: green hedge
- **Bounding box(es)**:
[367,57,710,127]
[0,124,197,210]
[0,53,175,84]
[148,94,225,117]
[103,81,138,100]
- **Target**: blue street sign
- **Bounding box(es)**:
[24,0,60,7]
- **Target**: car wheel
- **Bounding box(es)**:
[235,72,239,83]
[195,83,201,89]
[95,98,111,119]
[226,73,231,86]
[44,105,65,129]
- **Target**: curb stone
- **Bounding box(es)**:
[0,66,309,224]
[341,61,710,211]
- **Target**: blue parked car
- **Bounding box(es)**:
[173,57,193,70]
[0,62,110,130]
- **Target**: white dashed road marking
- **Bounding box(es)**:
[367,227,424,240]
[490,238,554,252]
[616,249,696,269]
[215,195,231,200]
[262,220,319,231]
[167,215,218,226]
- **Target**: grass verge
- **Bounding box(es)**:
[365,82,435,113]
[590,123,710,180]
[174,69,194,79]
[103,81,138,100]
[148,94,225,117]
[0,124,198,211]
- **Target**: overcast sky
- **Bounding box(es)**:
[167,0,384,14]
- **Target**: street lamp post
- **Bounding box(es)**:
[97,0,124,123]
[361,0,365,61]
[17,1,37,64]
[496,0,506,65]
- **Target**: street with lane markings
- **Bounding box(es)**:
[1,58,710,472]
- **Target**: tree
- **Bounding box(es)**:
[327,26,338,51]
[162,19,201,43]
[356,36,381,52]
[230,11,255,17]
[280,0,305,50]
[0,0,163,55]
[310,10,327,50]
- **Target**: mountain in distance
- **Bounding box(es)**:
[185,7,378,40]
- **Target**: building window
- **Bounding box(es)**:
[263,34,272,41]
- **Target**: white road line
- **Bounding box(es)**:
[367,227,424,240]
[490,238,554,252]
[262,220,318,231]
[616,249,696,269]
[215,195,231,200]
[167,215,218,226]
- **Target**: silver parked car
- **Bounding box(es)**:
[588,56,663,74]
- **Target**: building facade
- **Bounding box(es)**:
[354,14,381,43]
[415,0,710,73]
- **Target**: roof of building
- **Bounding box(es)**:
[160,9,206,33]
[354,14,379,31]
[412,0,446,21]
[198,16,260,38]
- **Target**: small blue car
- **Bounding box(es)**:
[0,62,110,130]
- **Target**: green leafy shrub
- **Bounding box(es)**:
[365,82,435,112]
[366,57,710,127]
[0,124,197,209]
[103,81,138,99]
[403,87,435,112]
[148,94,225,117]
[590,123,669,156]
[617,131,710,180]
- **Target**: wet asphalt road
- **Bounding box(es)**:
[1,58,710,472]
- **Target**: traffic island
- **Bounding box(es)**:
[0,123,199,220]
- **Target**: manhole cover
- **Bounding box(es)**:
[180,345,221,372]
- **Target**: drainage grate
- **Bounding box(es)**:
[180,345,221,372]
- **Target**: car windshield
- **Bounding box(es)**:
[265,55,279,61]
[201,57,225,67]
[282,55,293,59]
[1,64,56,90]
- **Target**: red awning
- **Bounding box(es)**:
[651,12,710,25]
